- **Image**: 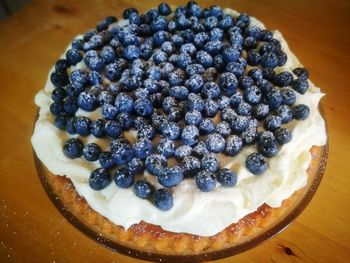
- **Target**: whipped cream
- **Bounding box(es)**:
[31,9,327,236]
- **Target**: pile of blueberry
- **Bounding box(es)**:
[50,2,311,211]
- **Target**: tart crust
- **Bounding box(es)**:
[36,145,326,255]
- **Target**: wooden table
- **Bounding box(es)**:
[0,0,349,262]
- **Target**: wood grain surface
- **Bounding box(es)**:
[0,0,349,262]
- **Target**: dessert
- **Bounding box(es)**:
[31,2,327,259]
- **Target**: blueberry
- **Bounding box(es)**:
[101,45,116,63]
[253,103,270,120]
[71,38,83,50]
[223,47,240,63]
[209,5,223,17]
[113,93,132,113]
[84,55,104,72]
[129,12,141,25]
[180,43,197,56]
[192,141,208,157]
[105,120,122,138]
[293,67,309,81]
[260,29,273,41]
[54,59,69,73]
[188,93,205,111]
[176,52,191,69]
[277,51,288,66]
[182,125,199,146]
[246,153,267,175]
[154,189,173,211]
[281,88,296,106]
[199,118,215,135]
[50,72,69,88]
[262,68,276,82]
[221,108,237,123]
[114,167,134,188]
[77,91,97,112]
[127,158,144,175]
[134,180,154,199]
[145,154,167,176]
[88,71,102,85]
[137,124,155,139]
[225,61,245,78]
[238,76,254,90]
[133,98,154,117]
[181,156,201,177]
[186,74,204,93]
[175,145,192,159]
[236,102,252,116]
[105,63,122,81]
[231,115,249,133]
[230,92,243,107]
[133,138,153,159]
[154,30,169,46]
[50,102,64,116]
[276,105,293,123]
[117,112,133,130]
[202,82,220,99]
[241,122,258,145]
[204,16,218,30]
[89,168,111,190]
[102,104,118,120]
[215,121,231,140]
[218,72,238,95]
[66,48,82,66]
[123,45,140,61]
[144,78,160,94]
[196,50,212,68]
[74,117,91,136]
[169,86,189,100]
[83,143,102,162]
[258,131,275,143]
[158,166,184,188]
[51,88,66,102]
[161,121,181,140]
[196,170,217,192]
[185,110,203,126]
[206,132,226,153]
[168,69,186,86]
[255,79,273,94]
[66,117,76,134]
[123,7,138,19]
[140,44,153,60]
[204,40,223,55]
[293,78,309,94]
[244,85,262,105]
[225,135,243,156]
[99,151,114,169]
[161,41,175,56]
[63,138,84,159]
[264,115,282,131]
[193,32,209,49]
[258,136,279,158]
[153,51,168,65]
[217,96,230,110]
[209,28,223,41]
[247,50,261,66]
[260,52,279,68]
[265,88,283,110]
[244,36,257,49]
[274,128,292,145]
[248,68,263,81]
[90,119,105,138]
[162,96,177,113]
[293,104,310,120]
[203,99,218,117]
[158,3,171,16]
[217,169,238,187]
[157,138,175,158]
[112,141,134,165]
[201,153,220,173]
[219,15,233,29]
[275,71,294,87]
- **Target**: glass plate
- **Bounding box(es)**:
[33,109,328,262]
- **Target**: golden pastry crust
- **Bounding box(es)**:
[38,145,326,255]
